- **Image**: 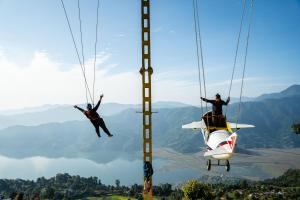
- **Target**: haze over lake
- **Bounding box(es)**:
[0,155,198,185]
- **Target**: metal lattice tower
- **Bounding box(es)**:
[139,0,153,199]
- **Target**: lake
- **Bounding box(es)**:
[0,155,198,185]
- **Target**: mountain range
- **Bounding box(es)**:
[255,84,300,101]
[0,85,299,163]
[0,101,189,130]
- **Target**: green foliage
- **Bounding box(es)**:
[0,169,299,199]
[292,123,300,134]
[182,180,213,200]
[168,189,184,200]
[153,183,172,197]
[263,168,300,187]
[115,179,120,188]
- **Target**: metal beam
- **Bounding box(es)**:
[140,0,153,199]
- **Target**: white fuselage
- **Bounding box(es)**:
[201,128,237,160]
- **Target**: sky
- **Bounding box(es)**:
[0,0,299,109]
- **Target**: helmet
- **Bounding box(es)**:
[216,93,221,99]
[87,103,93,110]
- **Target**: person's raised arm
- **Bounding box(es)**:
[74,105,85,113]
[223,97,230,105]
[93,94,103,111]
[201,97,214,104]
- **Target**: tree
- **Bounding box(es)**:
[182,180,213,200]
[136,194,143,200]
[239,180,248,189]
[115,179,120,188]
[169,189,184,200]
[15,193,24,200]
[9,191,17,199]
[291,123,300,134]
[161,183,172,196]
[37,177,46,186]
[40,187,55,199]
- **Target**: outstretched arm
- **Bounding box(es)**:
[93,94,104,111]
[201,97,214,104]
[74,105,85,113]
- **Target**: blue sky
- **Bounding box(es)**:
[0,0,299,109]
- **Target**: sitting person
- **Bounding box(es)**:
[201,93,230,127]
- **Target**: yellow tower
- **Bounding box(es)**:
[139,0,153,199]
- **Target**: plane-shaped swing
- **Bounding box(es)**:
[182,111,254,171]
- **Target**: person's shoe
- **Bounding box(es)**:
[108,134,113,137]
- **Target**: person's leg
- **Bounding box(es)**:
[98,118,113,136]
[214,115,218,127]
[93,123,101,137]
[146,177,151,192]
[212,115,216,127]
[219,115,226,127]
[216,115,221,127]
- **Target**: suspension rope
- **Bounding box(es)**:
[77,0,88,104]
[195,0,208,113]
[236,0,254,126]
[92,0,100,106]
[192,0,204,116]
[193,0,210,130]
[225,0,247,116]
[60,0,93,103]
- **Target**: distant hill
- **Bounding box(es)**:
[228,96,255,103]
[1,84,298,130]
[0,95,300,161]
[159,96,300,152]
[152,101,191,108]
[0,101,190,129]
[0,104,62,115]
[223,96,300,149]
[0,85,299,160]
[262,168,300,187]
[0,106,83,129]
[256,84,300,101]
[0,120,141,163]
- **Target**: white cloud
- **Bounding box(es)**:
[0,50,264,110]
[1,49,200,110]
[0,50,140,110]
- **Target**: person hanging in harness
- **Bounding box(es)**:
[74,94,113,138]
[143,161,153,193]
[201,93,230,127]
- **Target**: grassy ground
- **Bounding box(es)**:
[87,196,134,200]
[87,195,160,200]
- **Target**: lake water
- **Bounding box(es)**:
[0,155,198,185]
